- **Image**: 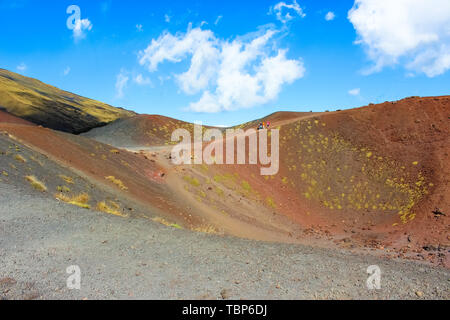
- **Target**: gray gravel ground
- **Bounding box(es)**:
[1,183,449,300]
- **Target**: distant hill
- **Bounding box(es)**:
[83,114,214,148]
[0,69,135,133]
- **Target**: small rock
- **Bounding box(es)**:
[415,291,423,297]
[220,289,230,300]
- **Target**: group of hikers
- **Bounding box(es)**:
[257,121,270,130]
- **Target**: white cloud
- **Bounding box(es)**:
[16,63,27,72]
[270,0,306,24]
[165,14,171,23]
[73,18,93,41]
[115,70,129,98]
[63,66,71,76]
[348,0,450,77]
[214,15,223,25]
[139,26,305,113]
[348,88,360,96]
[136,24,143,32]
[325,11,335,21]
[133,74,151,86]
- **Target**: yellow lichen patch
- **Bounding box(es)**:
[96,201,125,217]
[25,175,47,192]
[55,192,90,209]
[59,175,74,184]
[281,119,429,225]
[152,217,182,229]
[241,180,252,192]
[183,175,200,187]
[192,225,218,234]
[105,176,128,190]
[14,154,27,163]
[266,197,276,208]
[2,171,8,176]
[56,185,71,193]
[110,149,120,154]
[412,161,418,165]
[281,177,288,185]
[29,156,44,166]
[215,187,224,197]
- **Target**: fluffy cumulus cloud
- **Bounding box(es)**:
[271,0,306,24]
[115,70,129,98]
[348,88,360,96]
[134,74,151,86]
[139,26,305,112]
[325,11,335,21]
[16,63,27,72]
[73,18,93,41]
[348,0,450,77]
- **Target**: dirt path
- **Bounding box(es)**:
[1,182,449,300]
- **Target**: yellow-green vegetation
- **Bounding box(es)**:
[0,69,135,133]
[56,185,71,193]
[59,175,74,184]
[145,120,203,145]
[183,175,200,187]
[152,216,182,229]
[266,197,276,209]
[14,154,26,163]
[241,180,252,192]
[29,156,44,166]
[210,173,260,201]
[55,192,90,209]
[198,190,207,198]
[25,175,46,192]
[110,149,120,154]
[215,187,224,197]
[282,118,430,224]
[193,225,218,234]
[213,173,240,189]
[96,201,124,217]
[120,160,131,168]
[105,176,128,190]
[2,170,8,176]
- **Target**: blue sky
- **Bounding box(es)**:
[1,0,449,126]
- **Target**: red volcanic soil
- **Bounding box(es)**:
[0,110,35,125]
[2,96,449,267]
[0,122,205,227]
[209,96,449,264]
[237,111,321,131]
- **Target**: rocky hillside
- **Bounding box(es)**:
[0,69,135,133]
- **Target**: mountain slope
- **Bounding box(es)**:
[0,69,135,133]
[83,114,215,148]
